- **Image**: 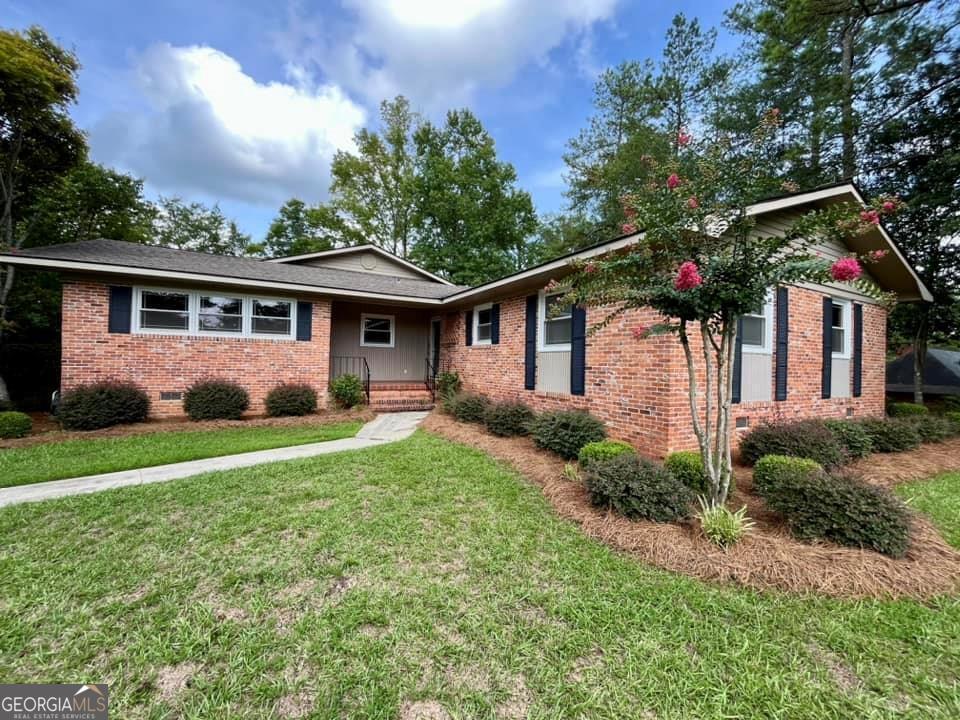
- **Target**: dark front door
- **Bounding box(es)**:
[430,318,442,375]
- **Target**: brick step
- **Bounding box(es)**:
[370,392,433,401]
[370,397,435,412]
[370,382,430,391]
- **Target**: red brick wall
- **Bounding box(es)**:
[61,281,332,418]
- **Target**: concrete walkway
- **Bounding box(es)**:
[0,412,429,509]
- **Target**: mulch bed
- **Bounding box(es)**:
[0,407,376,450]
[422,413,960,600]
[846,437,960,489]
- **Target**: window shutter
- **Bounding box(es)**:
[853,303,863,397]
[296,301,312,341]
[732,317,743,404]
[822,296,833,399]
[570,305,587,396]
[108,286,132,334]
[524,295,537,390]
[491,303,501,345]
[775,287,789,401]
[465,310,473,346]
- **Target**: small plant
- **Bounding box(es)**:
[664,450,708,493]
[584,453,694,522]
[578,439,635,468]
[824,419,873,459]
[265,383,318,417]
[752,455,823,496]
[452,394,489,423]
[58,381,150,430]
[907,414,954,443]
[888,401,928,417]
[183,379,249,421]
[695,498,755,549]
[0,410,32,439]
[563,463,581,483]
[484,401,535,436]
[530,410,607,460]
[330,374,366,408]
[857,418,921,453]
[436,371,462,400]
[738,419,846,468]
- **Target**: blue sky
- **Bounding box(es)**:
[9,1,739,240]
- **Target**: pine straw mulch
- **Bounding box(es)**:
[0,407,376,450]
[422,413,960,600]
[845,436,960,489]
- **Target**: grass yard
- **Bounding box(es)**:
[0,421,362,488]
[1,431,959,719]
[897,472,960,550]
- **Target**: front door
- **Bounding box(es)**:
[429,317,442,376]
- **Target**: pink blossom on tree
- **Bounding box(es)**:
[830,257,863,281]
[584,262,598,274]
[667,173,681,190]
[677,129,692,147]
[687,196,699,209]
[867,249,889,262]
[632,324,650,339]
[621,223,637,234]
[860,209,880,225]
[674,261,703,290]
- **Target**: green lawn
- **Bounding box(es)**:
[897,472,960,549]
[0,421,362,488]
[1,431,958,719]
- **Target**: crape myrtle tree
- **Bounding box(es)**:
[557,110,894,506]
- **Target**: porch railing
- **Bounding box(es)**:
[425,357,437,402]
[331,355,371,405]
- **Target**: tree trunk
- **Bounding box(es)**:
[840,20,858,180]
[912,305,929,405]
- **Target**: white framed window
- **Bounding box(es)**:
[251,298,293,336]
[198,294,243,334]
[138,289,190,332]
[831,298,851,358]
[360,313,395,347]
[539,291,573,352]
[741,295,774,354]
[472,303,493,345]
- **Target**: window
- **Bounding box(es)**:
[832,299,850,357]
[252,299,292,336]
[198,295,242,333]
[741,296,773,353]
[473,303,493,345]
[139,290,189,331]
[361,313,395,347]
[539,291,573,351]
[133,288,297,339]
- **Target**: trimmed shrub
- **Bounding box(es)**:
[530,410,606,460]
[452,394,489,423]
[888,401,928,417]
[0,411,32,439]
[857,418,921,453]
[484,401,535,436]
[824,419,873,459]
[664,450,708,493]
[584,453,694,522]
[695,499,755,548]
[183,380,249,421]
[752,455,823,496]
[946,411,960,434]
[578,439,635,468]
[943,396,960,411]
[758,467,911,558]
[738,419,845,469]
[59,381,150,430]
[330,374,365,408]
[907,414,954,443]
[265,383,318,417]
[436,371,462,400]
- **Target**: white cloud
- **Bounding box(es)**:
[91,44,367,205]
[278,0,620,110]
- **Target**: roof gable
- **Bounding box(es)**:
[266,245,451,285]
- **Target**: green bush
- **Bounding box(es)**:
[888,402,929,417]
[483,401,535,436]
[752,455,823,496]
[695,498,755,548]
[757,467,911,558]
[451,394,489,423]
[265,383,318,417]
[329,374,366,408]
[943,396,960,411]
[578,440,635,468]
[584,453,694,522]
[857,418,921,453]
[436,371,462,400]
[59,381,150,430]
[183,380,249,421]
[946,411,960,434]
[0,411,32,439]
[907,414,954,443]
[824,419,873,459]
[664,450,708,493]
[738,419,845,468]
[530,410,606,460]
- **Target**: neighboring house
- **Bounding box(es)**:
[0,183,931,456]
[887,348,960,397]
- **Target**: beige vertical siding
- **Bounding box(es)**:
[296,252,426,280]
[330,302,430,381]
[537,351,571,394]
[740,353,773,402]
[831,357,851,398]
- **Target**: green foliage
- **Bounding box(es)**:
[58,381,150,430]
[752,455,823,497]
[264,383,318,417]
[946,411,960,434]
[436,371,462,400]
[0,411,31,438]
[329,374,366,409]
[695,499,755,549]
[451,394,490,424]
[530,410,607,460]
[857,418,921,453]
[154,196,257,256]
[824,419,874,459]
[888,402,929,417]
[483,401,535,437]
[183,380,249,421]
[263,198,340,258]
[584,453,694,522]
[944,396,960,411]
[906,414,954,444]
[739,420,846,468]
[578,440,635,468]
[664,450,708,493]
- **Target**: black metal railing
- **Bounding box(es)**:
[425,357,437,402]
[331,355,371,405]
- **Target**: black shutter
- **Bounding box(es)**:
[465,310,473,346]
[524,295,537,390]
[108,286,132,334]
[775,287,789,401]
[570,305,587,396]
[491,303,500,345]
[853,303,863,397]
[296,301,312,341]
[822,297,833,399]
[732,317,743,405]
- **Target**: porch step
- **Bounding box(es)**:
[369,384,435,412]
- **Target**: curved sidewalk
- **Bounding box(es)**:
[0,412,428,509]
